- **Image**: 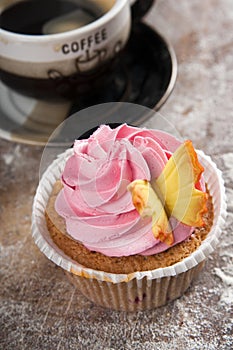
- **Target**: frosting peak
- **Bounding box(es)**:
[55,124,205,257]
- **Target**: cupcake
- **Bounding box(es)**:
[32,123,226,311]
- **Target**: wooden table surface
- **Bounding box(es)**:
[1,1,232,349]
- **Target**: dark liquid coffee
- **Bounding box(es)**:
[0,0,105,35]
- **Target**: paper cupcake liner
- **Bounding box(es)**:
[31,149,227,310]
[64,262,206,310]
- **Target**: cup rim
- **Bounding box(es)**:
[0,0,128,42]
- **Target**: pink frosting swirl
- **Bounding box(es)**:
[55,124,196,257]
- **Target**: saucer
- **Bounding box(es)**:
[0,22,177,145]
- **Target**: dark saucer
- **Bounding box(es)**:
[0,22,177,145]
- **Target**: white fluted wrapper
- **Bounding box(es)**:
[32,149,227,311]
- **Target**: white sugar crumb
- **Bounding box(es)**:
[215,268,233,286]
[1,145,22,165]
[2,153,14,165]
[214,268,233,306]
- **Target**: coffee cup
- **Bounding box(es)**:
[0,0,132,98]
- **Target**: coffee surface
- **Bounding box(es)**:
[0,0,106,35]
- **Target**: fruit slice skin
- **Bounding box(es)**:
[128,141,208,245]
[128,180,174,245]
[153,140,208,227]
